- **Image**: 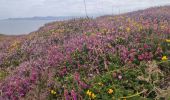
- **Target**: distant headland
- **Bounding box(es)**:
[4,16,81,21]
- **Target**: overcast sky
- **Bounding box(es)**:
[0,0,170,19]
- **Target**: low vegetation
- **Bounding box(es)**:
[0,6,170,100]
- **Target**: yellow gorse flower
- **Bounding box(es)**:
[108,89,113,94]
[86,90,96,99]
[50,90,56,95]
[86,90,91,96]
[98,82,104,86]
[166,39,170,43]
[8,40,21,52]
[91,93,96,99]
[126,27,130,32]
[162,56,168,61]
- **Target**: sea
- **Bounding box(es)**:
[0,19,58,35]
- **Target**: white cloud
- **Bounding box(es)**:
[0,0,170,19]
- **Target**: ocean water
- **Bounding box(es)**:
[0,19,57,35]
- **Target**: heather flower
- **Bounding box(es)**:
[74,72,80,81]
[71,90,77,100]
[64,89,70,100]
[78,81,88,89]
[143,44,149,49]
[138,55,143,61]
[59,67,67,76]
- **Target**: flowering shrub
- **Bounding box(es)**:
[0,6,170,100]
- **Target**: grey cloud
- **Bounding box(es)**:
[0,0,170,19]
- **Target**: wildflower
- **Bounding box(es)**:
[143,44,149,49]
[166,39,170,43]
[91,93,96,99]
[50,90,56,95]
[108,89,113,94]
[162,56,168,61]
[64,89,70,100]
[71,90,77,100]
[74,72,80,81]
[86,90,92,96]
[78,81,88,89]
[86,90,96,99]
[118,75,123,80]
[138,55,143,61]
[98,82,103,86]
[126,27,130,32]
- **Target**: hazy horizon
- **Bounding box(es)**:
[0,0,170,20]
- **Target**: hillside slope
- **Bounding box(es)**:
[0,6,170,100]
